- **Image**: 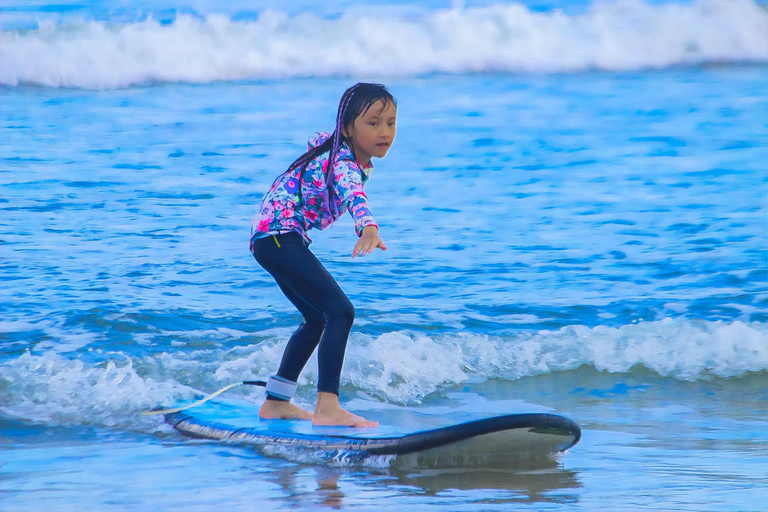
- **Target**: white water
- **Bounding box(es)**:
[2,0,767,89]
[2,319,765,429]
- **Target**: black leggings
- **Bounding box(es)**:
[251,232,355,399]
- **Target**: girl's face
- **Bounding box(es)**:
[344,100,397,166]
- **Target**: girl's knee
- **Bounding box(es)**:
[328,300,355,326]
[342,301,355,324]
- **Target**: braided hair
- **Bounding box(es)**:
[282,83,396,221]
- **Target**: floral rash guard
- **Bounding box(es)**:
[251,132,378,245]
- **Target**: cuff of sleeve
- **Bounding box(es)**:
[356,221,379,238]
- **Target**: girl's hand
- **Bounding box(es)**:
[352,226,387,258]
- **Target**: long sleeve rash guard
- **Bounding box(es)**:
[251,132,378,245]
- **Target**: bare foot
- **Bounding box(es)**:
[312,392,379,428]
[259,400,312,420]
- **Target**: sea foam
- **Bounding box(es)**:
[1,0,766,89]
[1,319,765,429]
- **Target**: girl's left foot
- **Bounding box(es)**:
[259,400,312,420]
[312,392,379,428]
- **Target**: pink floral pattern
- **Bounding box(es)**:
[251,132,377,245]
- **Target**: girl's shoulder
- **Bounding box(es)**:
[307,131,332,150]
[305,132,358,168]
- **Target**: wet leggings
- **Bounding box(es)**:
[251,231,354,400]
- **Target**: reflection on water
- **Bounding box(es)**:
[390,465,581,503]
[264,458,581,510]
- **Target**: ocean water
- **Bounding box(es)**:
[2,0,768,510]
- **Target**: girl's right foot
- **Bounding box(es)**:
[312,392,379,428]
[259,400,312,420]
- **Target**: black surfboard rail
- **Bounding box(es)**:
[366,413,581,455]
[166,411,581,456]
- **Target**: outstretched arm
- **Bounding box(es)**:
[332,160,386,257]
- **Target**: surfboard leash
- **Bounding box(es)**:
[140,380,267,416]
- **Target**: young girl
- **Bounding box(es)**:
[250,83,397,428]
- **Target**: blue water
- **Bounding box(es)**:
[2,1,768,510]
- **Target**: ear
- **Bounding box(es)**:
[341,122,353,139]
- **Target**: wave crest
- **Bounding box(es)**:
[345,319,768,402]
[1,319,765,429]
[2,0,766,89]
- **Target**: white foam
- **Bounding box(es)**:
[341,319,768,403]
[2,0,766,89]
[566,319,768,379]
[0,351,196,430]
[1,319,765,428]
[0,319,41,332]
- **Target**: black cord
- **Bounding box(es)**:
[242,380,267,387]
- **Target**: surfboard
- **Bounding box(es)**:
[164,398,581,467]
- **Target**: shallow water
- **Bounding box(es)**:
[2,1,768,510]
[3,373,766,510]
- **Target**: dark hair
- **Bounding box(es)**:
[284,83,396,221]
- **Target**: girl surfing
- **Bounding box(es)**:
[250,83,396,428]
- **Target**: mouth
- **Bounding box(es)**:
[376,142,390,148]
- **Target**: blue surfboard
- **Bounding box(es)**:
[164,398,581,467]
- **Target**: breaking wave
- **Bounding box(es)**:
[1,318,765,430]
[2,0,766,89]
